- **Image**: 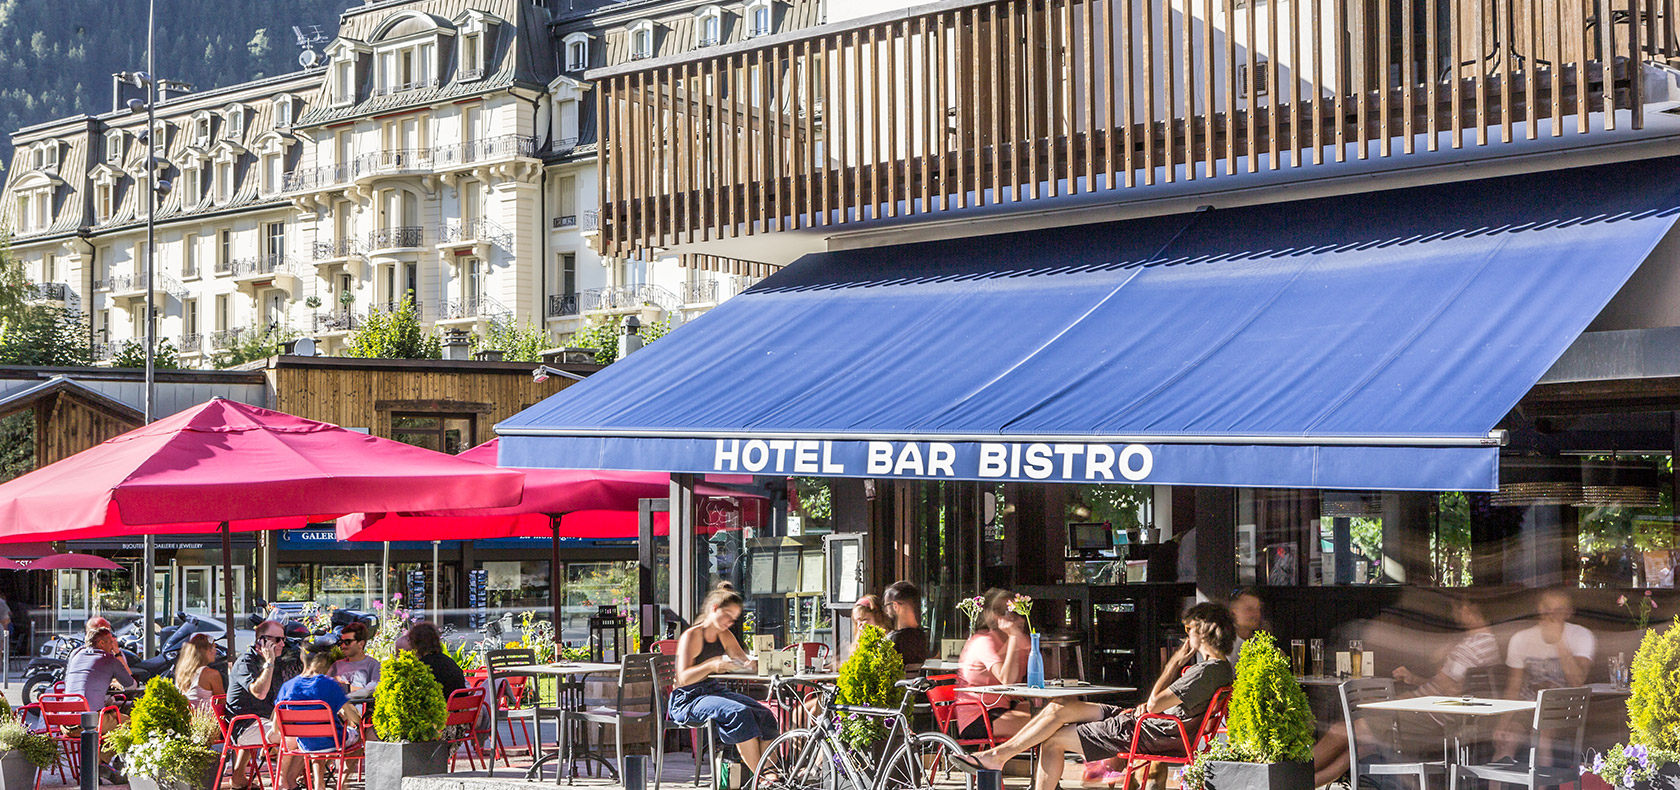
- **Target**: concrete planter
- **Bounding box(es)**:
[1204,760,1314,790]
[126,764,217,790]
[364,740,452,790]
[0,751,37,790]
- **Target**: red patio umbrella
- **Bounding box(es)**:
[335,438,756,633]
[0,398,526,649]
[0,558,22,571]
[23,553,122,571]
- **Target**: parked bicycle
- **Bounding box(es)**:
[753,676,974,790]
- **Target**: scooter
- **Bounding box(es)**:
[22,612,229,703]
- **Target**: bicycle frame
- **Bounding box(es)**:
[765,676,929,790]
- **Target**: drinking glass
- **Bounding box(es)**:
[1310,639,1325,676]
[1291,639,1307,676]
[1349,640,1364,678]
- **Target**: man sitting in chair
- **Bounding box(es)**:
[973,603,1235,790]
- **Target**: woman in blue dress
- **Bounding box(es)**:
[668,582,779,777]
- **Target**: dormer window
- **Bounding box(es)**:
[696,7,723,47]
[629,21,655,60]
[460,32,484,80]
[33,142,58,171]
[222,105,245,140]
[335,59,356,103]
[105,130,125,164]
[273,96,294,128]
[748,0,774,36]
[563,32,590,71]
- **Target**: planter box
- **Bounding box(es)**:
[0,751,36,790]
[127,764,217,790]
[364,740,452,790]
[1204,760,1313,790]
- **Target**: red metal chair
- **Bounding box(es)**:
[443,687,491,770]
[38,693,117,784]
[925,675,1001,748]
[1117,686,1233,790]
[273,701,363,790]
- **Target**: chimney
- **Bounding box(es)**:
[442,329,473,360]
[474,349,505,362]
[542,347,597,365]
[159,80,194,103]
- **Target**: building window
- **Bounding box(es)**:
[265,222,285,260]
[562,252,576,296]
[105,130,124,164]
[697,7,723,47]
[218,229,233,274]
[460,33,483,80]
[335,60,356,103]
[182,233,198,278]
[182,165,201,205]
[215,294,231,331]
[262,153,283,195]
[564,34,589,71]
[95,184,114,222]
[748,0,773,36]
[40,143,57,170]
[392,413,476,454]
[215,162,232,203]
[274,97,294,128]
[630,22,654,60]
[42,254,55,283]
[222,106,244,140]
[16,195,31,233]
[194,115,212,146]
[557,175,576,223]
[185,298,198,337]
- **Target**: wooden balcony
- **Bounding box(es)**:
[593,0,1670,256]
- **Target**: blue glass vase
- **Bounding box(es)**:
[1027,632,1045,688]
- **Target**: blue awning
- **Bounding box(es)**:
[499,158,1680,491]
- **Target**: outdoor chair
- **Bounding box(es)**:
[1116,685,1232,790]
[1450,687,1590,790]
[1340,678,1447,790]
[554,652,656,786]
[37,692,117,785]
[926,674,1001,749]
[484,648,543,767]
[273,700,363,790]
[649,653,717,790]
[444,687,492,771]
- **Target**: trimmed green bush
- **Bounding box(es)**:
[835,625,905,750]
[129,675,192,744]
[372,651,448,742]
[1224,631,1315,763]
[1630,617,1680,751]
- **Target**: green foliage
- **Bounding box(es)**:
[121,732,216,786]
[1591,743,1680,787]
[130,675,192,744]
[475,319,552,363]
[1630,618,1680,751]
[372,651,448,742]
[0,720,57,769]
[565,319,671,365]
[0,305,90,366]
[835,625,904,750]
[212,325,299,369]
[443,640,481,672]
[0,411,31,483]
[1182,741,1268,790]
[112,338,180,369]
[1224,631,1314,764]
[344,298,440,360]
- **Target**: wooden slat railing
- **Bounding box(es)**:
[597,0,1663,256]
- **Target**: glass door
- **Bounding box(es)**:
[180,567,213,616]
[56,570,88,628]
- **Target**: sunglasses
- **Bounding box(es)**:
[258,635,286,644]
[340,637,363,644]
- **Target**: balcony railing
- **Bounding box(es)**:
[459,67,486,82]
[313,238,363,260]
[101,273,188,299]
[369,78,441,98]
[369,226,425,250]
[580,210,600,233]
[313,310,360,333]
[552,215,578,229]
[552,136,579,154]
[681,279,719,305]
[285,135,538,192]
[92,341,114,361]
[214,258,233,276]
[548,292,581,317]
[437,217,514,249]
[210,328,245,349]
[231,254,299,279]
[371,300,425,319]
[580,283,680,313]
[181,333,202,354]
[593,0,1661,254]
[25,283,68,302]
[182,262,200,279]
[433,135,539,168]
[439,295,514,321]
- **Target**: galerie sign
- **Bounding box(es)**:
[711,438,1154,482]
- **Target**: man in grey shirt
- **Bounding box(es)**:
[330,622,381,692]
[64,627,134,733]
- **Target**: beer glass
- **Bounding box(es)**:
[1291,639,1307,675]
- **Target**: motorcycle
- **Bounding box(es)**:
[22,612,229,703]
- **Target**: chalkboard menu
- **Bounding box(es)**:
[468,569,489,629]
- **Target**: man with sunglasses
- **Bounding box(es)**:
[226,620,301,790]
[331,621,380,693]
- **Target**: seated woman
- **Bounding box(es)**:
[275,638,364,789]
[406,622,466,697]
[952,588,1035,743]
[1312,598,1499,787]
[668,583,779,778]
[174,633,224,712]
[973,603,1236,790]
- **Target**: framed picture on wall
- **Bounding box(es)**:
[823,533,867,609]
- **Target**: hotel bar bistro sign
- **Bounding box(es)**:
[711,439,1154,482]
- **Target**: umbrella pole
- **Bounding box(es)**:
[381,541,391,607]
[550,515,562,652]
[220,521,236,656]
[431,541,440,622]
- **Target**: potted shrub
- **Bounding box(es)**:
[365,650,450,790]
[1585,616,1680,790]
[106,677,219,790]
[0,697,57,790]
[1183,632,1315,790]
[835,624,905,752]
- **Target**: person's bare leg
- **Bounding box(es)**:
[976,702,1108,769]
[739,737,764,774]
[1031,725,1083,790]
[987,707,1036,741]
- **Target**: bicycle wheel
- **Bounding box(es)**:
[753,729,837,790]
[879,733,971,790]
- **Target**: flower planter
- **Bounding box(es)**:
[0,751,37,790]
[364,740,452,790]
[126,764,217,790]
[1589,763,1680,790]
[1203,760,1313,790]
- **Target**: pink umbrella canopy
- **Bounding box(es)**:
[24,553,123,571]
[0,558,22,570]
[0,398,526,543]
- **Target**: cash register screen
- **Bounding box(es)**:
[1069,522,1112,552]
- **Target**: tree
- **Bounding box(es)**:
[343,298,440,360]
[477,319,551,362]
[0,305,89,366]
[112,338,179,369]
[211,325,297,369]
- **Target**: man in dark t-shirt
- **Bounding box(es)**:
[974,603,1237,790]
[882,580,931,666]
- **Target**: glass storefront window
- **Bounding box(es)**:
[276,564,312,602]
[392,414,476,454]
[561,561,637,645]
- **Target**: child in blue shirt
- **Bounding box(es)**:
[276,638,364,788]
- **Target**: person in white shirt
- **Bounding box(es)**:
[1494,589,1594,759]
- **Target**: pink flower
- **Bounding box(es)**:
[1619,595,1629,606]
